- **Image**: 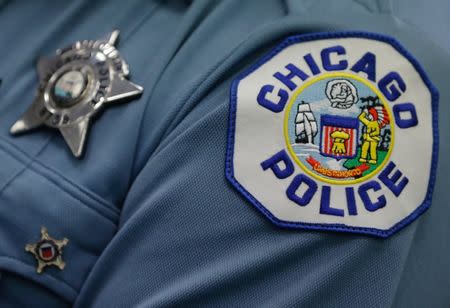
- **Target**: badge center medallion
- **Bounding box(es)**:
[53,70,88,106]
[284,73,394,185]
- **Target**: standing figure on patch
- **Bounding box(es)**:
[358,106,389,164]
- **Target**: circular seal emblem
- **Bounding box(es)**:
[226,32,438,237]
[53,70,88,107]
[284,73,394,185]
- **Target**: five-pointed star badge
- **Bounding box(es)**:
[25,227,69,274]
[10,30,143,157]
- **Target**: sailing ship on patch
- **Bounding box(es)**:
[294,101,318,144]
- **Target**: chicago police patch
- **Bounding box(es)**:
[226,32,439,238]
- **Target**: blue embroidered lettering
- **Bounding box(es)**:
[304,53,321,75]
[273,63,309,91]
[261,150,294,179]
[379,161,409,197]
[321,45,348,71]
[346,187,358,216]
[257,85,289,113]
[286,174,317,207]
[378,72,406,101]
[351,52,376,82]
[393,102,418,128]
[320,186,345,216]
[358,180,387,212]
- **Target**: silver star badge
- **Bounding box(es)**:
[10,30,143,157]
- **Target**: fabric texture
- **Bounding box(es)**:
[0,0,448,307]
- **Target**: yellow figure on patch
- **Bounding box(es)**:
[358,107,382,164]
[330,130,350,155]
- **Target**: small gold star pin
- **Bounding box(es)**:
[25,227,69,274]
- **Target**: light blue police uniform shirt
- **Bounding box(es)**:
[0,0,449,307]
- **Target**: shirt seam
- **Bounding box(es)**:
[0,138,119,223]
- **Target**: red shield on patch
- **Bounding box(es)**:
[320,115,359,159]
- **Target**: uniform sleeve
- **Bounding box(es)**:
[74,1,450,307]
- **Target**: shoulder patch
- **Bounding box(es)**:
[226,32,439,238]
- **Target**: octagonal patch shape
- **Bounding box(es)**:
[226,32,439,238]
